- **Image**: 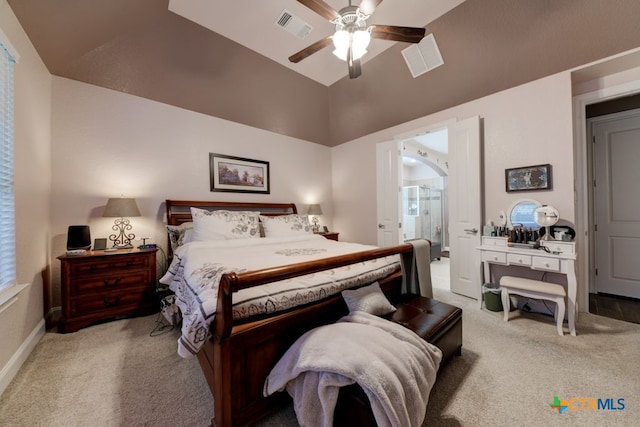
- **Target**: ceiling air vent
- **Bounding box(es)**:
[275,9,313,40]
[402,34,444,78]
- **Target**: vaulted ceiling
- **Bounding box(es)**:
[9,0,640,146]
[167,0,465,86]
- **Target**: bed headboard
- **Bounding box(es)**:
[165,200,298,258]
[165,200,298,226]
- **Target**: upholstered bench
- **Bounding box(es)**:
[499,276,566,336]
[386,294,463,364]
[333,295,463,426]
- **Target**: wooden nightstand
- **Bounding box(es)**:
[57,248,158,333]
[318,232,339,241]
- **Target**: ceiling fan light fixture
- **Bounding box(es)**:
[352,29,371,57]
[332,29,370,61]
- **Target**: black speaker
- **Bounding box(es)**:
[67,225,91,250]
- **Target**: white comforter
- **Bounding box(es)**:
[264,311,442,427]
[159,234,400,357]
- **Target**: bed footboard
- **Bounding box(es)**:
[207,244,412,427]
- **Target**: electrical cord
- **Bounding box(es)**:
[522,271,559,316]
[150,310,174,337]
[149,244,177,337]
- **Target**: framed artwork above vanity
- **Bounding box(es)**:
[505,164,552,192]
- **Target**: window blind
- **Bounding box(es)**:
[0,42,16,291]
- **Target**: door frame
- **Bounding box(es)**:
[389,119,456,248]
[588,109,640,296]
[573,79,640,310]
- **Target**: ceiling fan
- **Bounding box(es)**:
[289,0,426,79]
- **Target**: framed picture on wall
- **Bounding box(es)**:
[505,164,552,192]
[210,153,270,193]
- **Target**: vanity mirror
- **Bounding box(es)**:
[508,199,541,229]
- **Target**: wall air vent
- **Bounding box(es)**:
[401,34,444,78]
[275,9,313,40]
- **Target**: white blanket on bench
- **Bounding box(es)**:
[264,311,442,427]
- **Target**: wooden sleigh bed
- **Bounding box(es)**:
[164,200,428,426]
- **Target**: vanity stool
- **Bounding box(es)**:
[499,276,566,336]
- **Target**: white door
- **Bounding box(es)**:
[376,140,401,247]
[593,111,640,298]
[448,116,483,299]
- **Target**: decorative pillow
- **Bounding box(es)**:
[191,208,260,241]
[166,222,193,252]
[341,282,396,316]
[259,214,313,237]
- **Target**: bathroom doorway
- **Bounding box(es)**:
[401,128,449,261]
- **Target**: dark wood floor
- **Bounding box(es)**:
[589,293,640,324]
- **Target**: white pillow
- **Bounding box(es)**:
[260,214,313,237]
[191,208,260,241]
[341,282,396,316]
[166,222,193,252]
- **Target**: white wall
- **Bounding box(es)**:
[332,72,575,245]
[49,77,333,306]
[0,0,51,392]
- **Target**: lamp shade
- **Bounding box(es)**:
[103,198,141,218]
[307,204,323,215]
[332,29,370,61]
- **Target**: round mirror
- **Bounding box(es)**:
[508,199,541,229]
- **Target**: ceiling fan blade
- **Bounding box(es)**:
[297,0,340,21]
[288,36,333,63]
[359,0,383,15]
[370,25,426,43]
[347,47,362,79]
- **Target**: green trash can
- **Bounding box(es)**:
[483,283,503,312]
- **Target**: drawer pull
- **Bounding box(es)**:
[103,278,121,288]
[545,263,550,268]
[103,297,121,307]
[494,256,499,261]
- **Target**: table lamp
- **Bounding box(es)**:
[307,204,323,233]
[103,197,141,248]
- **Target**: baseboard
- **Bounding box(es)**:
[0,318,46,396]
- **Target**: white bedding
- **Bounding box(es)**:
[159,234,401,357]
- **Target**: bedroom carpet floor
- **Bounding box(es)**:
[1,263,639,426]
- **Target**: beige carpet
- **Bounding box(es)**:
[1,287,639,426]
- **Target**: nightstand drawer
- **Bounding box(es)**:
[71,271,150,295]
[68,288,152,317]
[70,255,150,276]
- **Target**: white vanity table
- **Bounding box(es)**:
[477,236,577,336]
